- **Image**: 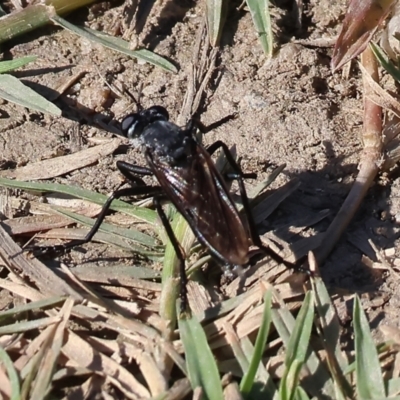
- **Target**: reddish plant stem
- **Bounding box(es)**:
[314,46,383,265]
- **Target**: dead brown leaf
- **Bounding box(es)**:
[0,138,121,180]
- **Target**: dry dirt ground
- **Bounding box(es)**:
[1,0,399,344]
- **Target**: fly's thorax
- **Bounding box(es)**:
[142,121,194,165]
[128,137,143,149]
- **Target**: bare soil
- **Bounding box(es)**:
[1,0,399,353]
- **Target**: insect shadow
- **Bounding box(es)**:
[34,106,299,313]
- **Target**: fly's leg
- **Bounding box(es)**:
[122,158,190,312]
[185,115,256,183]
[29,161,161,255]
[206,140,307,272]
[116,160,152,186]
[186,114,237,134]
[186,120,305,271]
[29,185,163,255]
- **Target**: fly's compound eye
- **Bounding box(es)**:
[121,114,145,139]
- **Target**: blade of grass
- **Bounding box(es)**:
[160,214,195,324]
[0,1,100,44]
[354,295,385,399]
[51,0,99,14]
[0,223,83,300]
[278,292,314,399]
[272,289,335,398]
[206,0,229,46]
[0,177,157,224]
[293,386,310,400]
[246,0,274,56]
[240,337,277,399]
[0,317,59,335]
[225,322,250,375]
[30,298,74,399]
[252,180,301,224]
[72,264,161,280]
[279,360,303,400]
[387,377,400,397]
[51,15,177,73]
[0,56,38,74]
[240,288,273,395]
[39,227,163,259]
[4,138,121,181]
[370,41,400,82]
[284,291,314,363]
[0,345,20,400]
[179,313,224,400]
[20,334,53,399]
[0,296,66,323]
[0,74,61,116]
[311,275,352,399]
[53,207,158,249]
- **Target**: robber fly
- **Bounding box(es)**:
[116,106,294,312]
[33,106,293,312]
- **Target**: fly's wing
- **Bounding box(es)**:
[148,146,250,266]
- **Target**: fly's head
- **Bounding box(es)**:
[121,105,194,165]
[121,106,169,142]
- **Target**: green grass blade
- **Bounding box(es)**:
[51,15,177,73]
[0,177,157,224]
[0,317,58,334]
[53,207,158,248]
[370,42,400,83]
[72,264,161,280]
[312,275,352,398]
[240,337,277,399]
[0,56,38,73]
[354,295,386,399]
[272,292,333,398]
[179,313,224,400]
[246,0,274,56]
[0,74,61,116]
[277,292,314,400]
[206,0,228,46]
[0,296,66,323]
[45,227,163,259]
[0,345,20,400]
[284,291,314,367]
[294,386,311,400]
[387,377,400,397]
[228,327,250,375]
[240,289,273,394]
[279,359,302,400]
[160,213,194,322]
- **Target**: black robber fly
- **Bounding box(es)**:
[32,105,294,312]
[116,105,294,312]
